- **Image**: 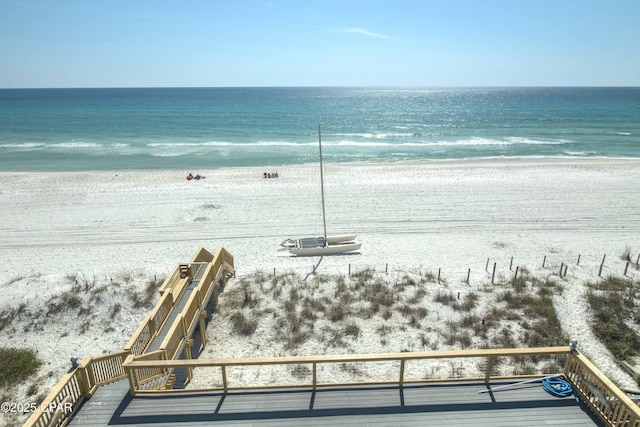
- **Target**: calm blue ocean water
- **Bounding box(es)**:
[0,87,638,171]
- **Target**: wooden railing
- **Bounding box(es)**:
[23,246,235,427]
[123,347,640,426]
[126,350,170,391]
[158,263,181,296]
[80,350,129,394]
[24,350,130,427]
[156,259,232,375]
[566,351,640,426]
[123,288,173,356]
[124,346,571,394]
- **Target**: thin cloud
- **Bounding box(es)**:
[337,28,392,39]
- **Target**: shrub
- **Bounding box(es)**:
[345,323,360,338]
[0,348,42,387]
[229,312,258,336]
[327,304,346,322]
[291,364,311,379]
[585,276,640,360]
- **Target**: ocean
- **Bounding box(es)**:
[0,87,638,171]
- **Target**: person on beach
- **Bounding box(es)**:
[187,173,194,180]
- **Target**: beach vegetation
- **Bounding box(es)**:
[376,324,393,338]
[344,322,360,339]
[327,303,346,322]
[27,382,39,397]
[585,276,640,361]
[229,312,258,336]
[290,364,311,379]
[0,347,42,387]
[339,362,364,377]
[434,290,478,311]
[215,268,568,376]
[109,302,122,318]
[351,267,376,282]
[620,245,632,262]
[497,275,566,348]
[0,308,15,332]
[434,290,456,306]
[77,272,97,290]
[125,276,163,309]
[3,275,25,286]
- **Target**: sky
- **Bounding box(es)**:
[1,0,639,88]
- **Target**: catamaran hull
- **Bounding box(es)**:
[327,235,357,244]
[281,235,357,249]
[289,242,362,256]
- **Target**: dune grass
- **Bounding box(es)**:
[0,347,42,388]
[585,276,640,361]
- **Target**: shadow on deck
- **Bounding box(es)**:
[72,381,603,426]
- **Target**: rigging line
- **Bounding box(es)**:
[318,124,328,246]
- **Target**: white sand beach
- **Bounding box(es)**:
[1,158,640,423]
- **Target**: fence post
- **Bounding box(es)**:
[542,255,546,268]
[467,268,471,284]
[438,268,441,283]
[598,254,606,276]
[486,258,490,272]
[514,266,519,280]
[559,263,564,277]
[624,261,629,276]
[491,263,496,284]
[509,257,513,271]
[577,254,581,266]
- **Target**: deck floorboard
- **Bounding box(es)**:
[68,380,603,426]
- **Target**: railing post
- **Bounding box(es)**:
[148,317,156,337]
[181,314,188,340]
[124,355,137,397]
[185,339,194,381]
[199,311,208,348]
[399,359,405,388]
[77,357,93,398]
[485,356,494,383]
[213,282,220,305]
[221,366,228,393]
[313,363,317,390]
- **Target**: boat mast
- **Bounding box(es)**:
[318,125,328,246]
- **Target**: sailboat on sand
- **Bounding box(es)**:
[280,126,362,256]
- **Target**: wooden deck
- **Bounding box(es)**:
[68,379,602,426]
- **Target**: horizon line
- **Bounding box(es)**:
[2,85,640,90]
